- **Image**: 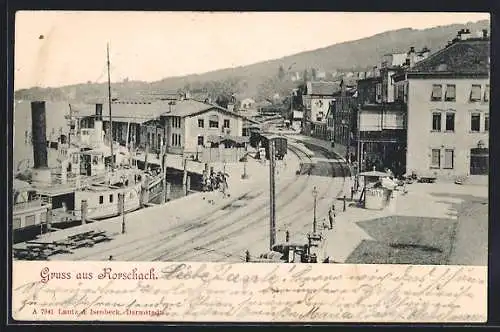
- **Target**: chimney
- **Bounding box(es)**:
[408,47,416,68]
[30,101,52,185]
[95,103,103,121]
[419,46,431,61]
[482,29,488,39]
[459,29,471,40]
[340,80,346,97]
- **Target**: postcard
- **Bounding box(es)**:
[10,11,490,323]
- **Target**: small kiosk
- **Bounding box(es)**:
[359,169,396,210]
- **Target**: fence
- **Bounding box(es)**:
[198,147,247,163]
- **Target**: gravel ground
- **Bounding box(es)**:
[345,215,457,265]
[449,198,488,265]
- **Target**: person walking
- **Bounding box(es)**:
[328,207,335,230]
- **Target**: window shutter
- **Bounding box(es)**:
[471,85,481,101]
[432,85,442,100]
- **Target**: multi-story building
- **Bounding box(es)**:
[77,99,246,156]
[393,29,490,179]
[161,99,245,155]
[354,46,431,175]
[302,81,339,139]
[329,83,358,162]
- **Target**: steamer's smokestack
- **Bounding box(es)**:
[95,103,103,121]
[93,103,104,144]
[30,101,51,185]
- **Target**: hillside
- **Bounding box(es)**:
[15,19,490,103]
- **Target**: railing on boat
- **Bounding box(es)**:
[13,199,44,211]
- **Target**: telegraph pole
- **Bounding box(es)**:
[107,43,114,169]
[269,140,276,250]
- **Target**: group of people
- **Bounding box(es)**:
[202,170,229,197]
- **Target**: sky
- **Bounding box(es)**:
[14,11,490,90]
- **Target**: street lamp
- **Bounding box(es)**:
[312,186,318,234]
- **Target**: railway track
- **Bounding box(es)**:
[145,146,316,261]
[71,143,313,261]
[164,144,351,262]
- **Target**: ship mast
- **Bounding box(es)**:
[107,43,114,169]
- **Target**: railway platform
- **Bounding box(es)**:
[42,147,305,261]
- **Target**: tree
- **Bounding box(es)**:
[311,68,317,81]
[302,69,309,82]
[278,65,286,80]
[215,94,230,109]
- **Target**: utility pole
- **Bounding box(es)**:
[107,43,114,169]
[68,104,73,146]
[119,193,126,234]
[269,140,276,250]
[162,146,168,203]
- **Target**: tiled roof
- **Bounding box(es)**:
[307,81,341,96]
[164,99,236,118]
[409,39,490,75]
[71,99,242,123]
[70,102,167,124]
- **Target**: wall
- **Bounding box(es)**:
[164,116,184,154]
[359,109,405,131]
[407,77,489,178]
[310,96,334,122]
[183,109,243,153]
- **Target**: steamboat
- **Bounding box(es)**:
[13,45,164,243]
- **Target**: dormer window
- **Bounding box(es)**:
[470,85,481,102]
[431,84,442,101]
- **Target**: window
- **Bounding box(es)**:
[99,196,104,204]
[172,117,181,128]
[109,194,113,203]
[209,117,219,128]
[445,85,456,101]
[470,85,481,101]
[223,119,230,128]
[431,84,442,101]
[197,136,204,146]
[444,149,454,169]
[485,114,489,132]
[445,113,455,132]
[432,112,442,131]
[484,85,490,102]
[198,119,204,128]
[376,83,382,101]
[431,149,441,168]
[25,215,36,226]
[471,113,481,132]
[13,218,21,229]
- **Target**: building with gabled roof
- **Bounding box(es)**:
[76,99,248,156]
[302,81,341,139]
[393,29,490,179]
